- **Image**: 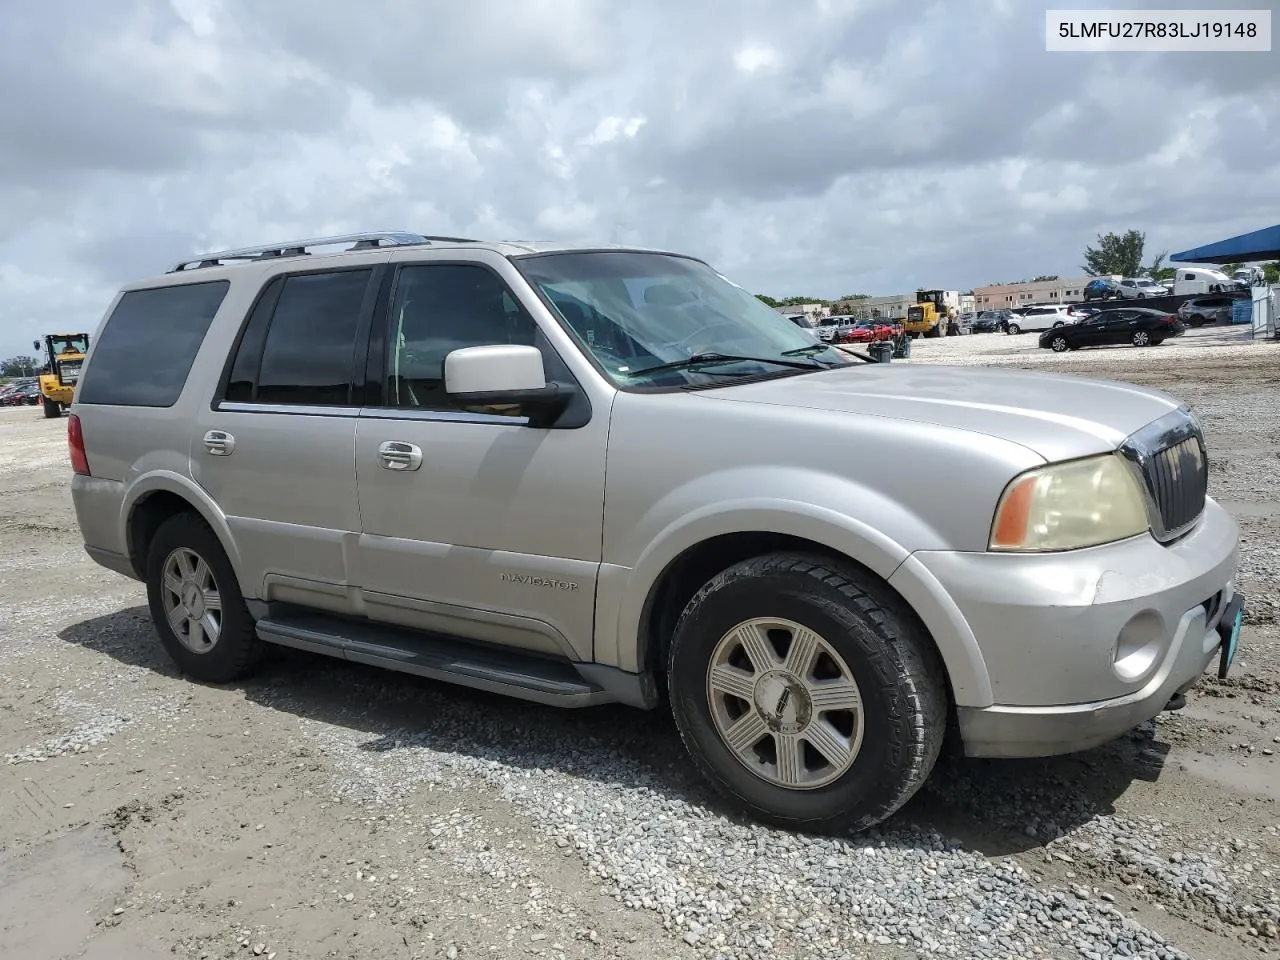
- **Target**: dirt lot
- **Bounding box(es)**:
[2,326,1278,960]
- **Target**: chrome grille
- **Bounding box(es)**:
[1146,435,1207,536]
[1119,409,1208,543]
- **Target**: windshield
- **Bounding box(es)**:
[517,252,854,387]
[49,335,88,355]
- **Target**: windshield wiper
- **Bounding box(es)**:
[628,352,823,377]
[780,343,831,357]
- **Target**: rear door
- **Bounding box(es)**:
[191,262,387,613]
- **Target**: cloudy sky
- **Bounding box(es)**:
[1,0,1276,360]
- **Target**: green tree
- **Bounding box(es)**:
[1,356,39,377]
[755,294,780,307]
[1031,275,1059,282]
[1263,262,1280,284]
[1082,229,1147,277]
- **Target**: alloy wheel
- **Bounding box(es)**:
[160,546,223,653]
[706,617,865,790]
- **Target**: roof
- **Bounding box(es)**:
[1171,224,1280,264]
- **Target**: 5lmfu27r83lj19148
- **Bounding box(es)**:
[66,231,1244,832]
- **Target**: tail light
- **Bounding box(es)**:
[1162,315,1177,325]
[67,413,90,476]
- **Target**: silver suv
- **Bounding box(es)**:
[67,231,1244,832]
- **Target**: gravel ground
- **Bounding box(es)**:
[2,327,1278,960]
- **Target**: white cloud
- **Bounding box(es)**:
[733,43,780,74]
[0,0,1276,360]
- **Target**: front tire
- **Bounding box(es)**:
[1007,322,1021,335]
[42,400,62,418]
[145,512,264,683]
[1050,336,1069,352]
[667,552,947,833]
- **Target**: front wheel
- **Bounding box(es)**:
[1007,322,1021,335]
[42,400,62,418]
[1050,335,1069,352]
[145,512,265,683]
[667,552,947,833]
[1132,330,1152,347]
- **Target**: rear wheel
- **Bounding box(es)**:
[42,400,62,419]
[145,512,264,683]
[1132,330,1151,347]
[667,552,947,833]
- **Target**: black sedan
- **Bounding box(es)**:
[1038,307,1185,353]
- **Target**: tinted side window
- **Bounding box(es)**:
[384,264,539,411]
[78,280,229,407]
[253,269,372,406]
[223,277,283,403]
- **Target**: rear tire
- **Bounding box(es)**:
[1132,330,1151,347]
[145,512,264,683]
[667,552,947,833]
[42,400,62,418]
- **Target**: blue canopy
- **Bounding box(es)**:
[1171,224,1280,264]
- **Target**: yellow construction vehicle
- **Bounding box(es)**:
[902,290,952,339]
[34,333,89,418]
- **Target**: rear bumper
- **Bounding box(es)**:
[72,474,135,578]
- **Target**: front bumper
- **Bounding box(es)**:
[915,498,1240,758]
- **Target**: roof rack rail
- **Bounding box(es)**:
[166,231,478,273]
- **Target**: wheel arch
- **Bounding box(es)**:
[627,523,993,712]
[122,472,245,588]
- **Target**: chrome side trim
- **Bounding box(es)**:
[358,405,530,426]
[215,401,360,418]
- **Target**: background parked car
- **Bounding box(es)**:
[0,379,41,406]
[1067,304,1100,321]
[970,310,1010,333]
[815,314,857,342]
[1116,277,1167,299]
[1038,307,1185,352]
[1176,294,1245,327]
[1082,278,1122,301]
[1006,305,1073,334]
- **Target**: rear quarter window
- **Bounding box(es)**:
[77,280,230,407]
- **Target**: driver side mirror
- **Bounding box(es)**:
[444,344,571,426]
[33,340,41,351]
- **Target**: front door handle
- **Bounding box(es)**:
[203,430,235,456]
[378,440,422,471]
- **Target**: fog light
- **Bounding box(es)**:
[1112,610,1165,683]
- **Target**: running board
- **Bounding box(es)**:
[255,613,617,708]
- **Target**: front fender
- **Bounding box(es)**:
[120,470,247,590]
[599,469,994,706]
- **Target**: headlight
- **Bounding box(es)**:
[989,454,1149,552]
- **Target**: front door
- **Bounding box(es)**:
[192,264,384,613]
[354,260,608,661]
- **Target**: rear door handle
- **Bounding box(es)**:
[203,430,235,456]
[378,440,422,471]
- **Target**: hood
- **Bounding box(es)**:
[698,364,1183,463]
